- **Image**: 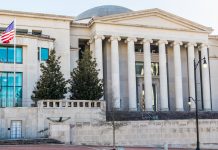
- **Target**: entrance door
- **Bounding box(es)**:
[136,77,158,111]
[11,120,22,139]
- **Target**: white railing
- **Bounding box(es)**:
[37,100,105,109]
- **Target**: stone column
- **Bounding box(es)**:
[126,37,137,111]
[110,36,121,109]
[94,35,105,80]
[173,41,184,111]
[143,39,153,111]
[88,39,95,58]
[158,40,169,111]
[187,43,196,110]
[201,44,211,111]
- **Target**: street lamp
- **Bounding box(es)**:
[188,56,207,150]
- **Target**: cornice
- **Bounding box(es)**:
[209,35,218,39]
[0,9,73,21]
[91,21,210,34]
[91,8,213,33]
[16,34,55,41]
[70,22,89,28]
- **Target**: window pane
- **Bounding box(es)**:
[0,47,22,64]
[41,48,49,61]
[8,48,14,63]
[0,87,7,107]
[16,87,22,107]
[16,73,22,86]
[0,47,7,62]
[16,48,22,63]
[135,62,143,75]
[0,72,22,107]
[8,73,14,86]
[1,73,7,86]
[151,63,159,76]
[7,87,14,107]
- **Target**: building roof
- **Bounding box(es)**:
[0,9,73,21]
[76,5,132,21]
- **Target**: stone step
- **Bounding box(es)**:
[0,138,63,145]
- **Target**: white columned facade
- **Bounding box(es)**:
[110,36,121,109]
[187,43,196,110]
[94,35,105,80]
[201,44,211,111]
[126,37,137,111]
[143,39,153,111]
[158,40,169,111]
[173,41,184,111]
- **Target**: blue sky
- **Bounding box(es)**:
[1,0,217,34]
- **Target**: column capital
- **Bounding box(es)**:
[109,36,121,42]
[188,42,197,47]
[126,37,137,43]
[142,39,153,44]
[158,40,168,45]
[88,38,94,45]
[185,42,197,48]
[199,43,209,49]
[173,41,183,46]
[94,35,105,40]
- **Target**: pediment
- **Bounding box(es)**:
[93,8,213,33]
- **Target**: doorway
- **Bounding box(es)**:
[10,120,22,139]
[136,77,158,111]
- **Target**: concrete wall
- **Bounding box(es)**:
[0,100,106,139]
[50,119,218,149]
[1,101,218,149]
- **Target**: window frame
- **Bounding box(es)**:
[38,47,49,61]
[0,72,23,107]
[135,61,160,77]
[0,46,23,64]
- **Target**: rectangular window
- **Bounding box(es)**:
[32,30,42,36]
[16,29,28,35]
[135,62,159,76]
[0,72,22,107]
[0,46,23,64]
[38,48,49,61]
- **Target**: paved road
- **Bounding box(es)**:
[0,145,192,150]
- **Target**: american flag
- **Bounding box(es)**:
[1,21,15,44]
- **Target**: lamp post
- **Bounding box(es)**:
[188,56,207,150]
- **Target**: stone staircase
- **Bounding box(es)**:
[0,138,63,145]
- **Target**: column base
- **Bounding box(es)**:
[161,108,169,111]
[145,108,153,111]
[176,108,184,111]
[129,108,137,111]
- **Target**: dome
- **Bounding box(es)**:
[76,5,132,21]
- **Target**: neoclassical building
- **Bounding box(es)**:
[0,5,218,112]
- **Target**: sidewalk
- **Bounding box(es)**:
[0,145,195,150]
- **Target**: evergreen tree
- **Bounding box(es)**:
[31,49,68,101]
[69,49,103,100]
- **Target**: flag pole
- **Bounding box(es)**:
[13,18,16,107]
